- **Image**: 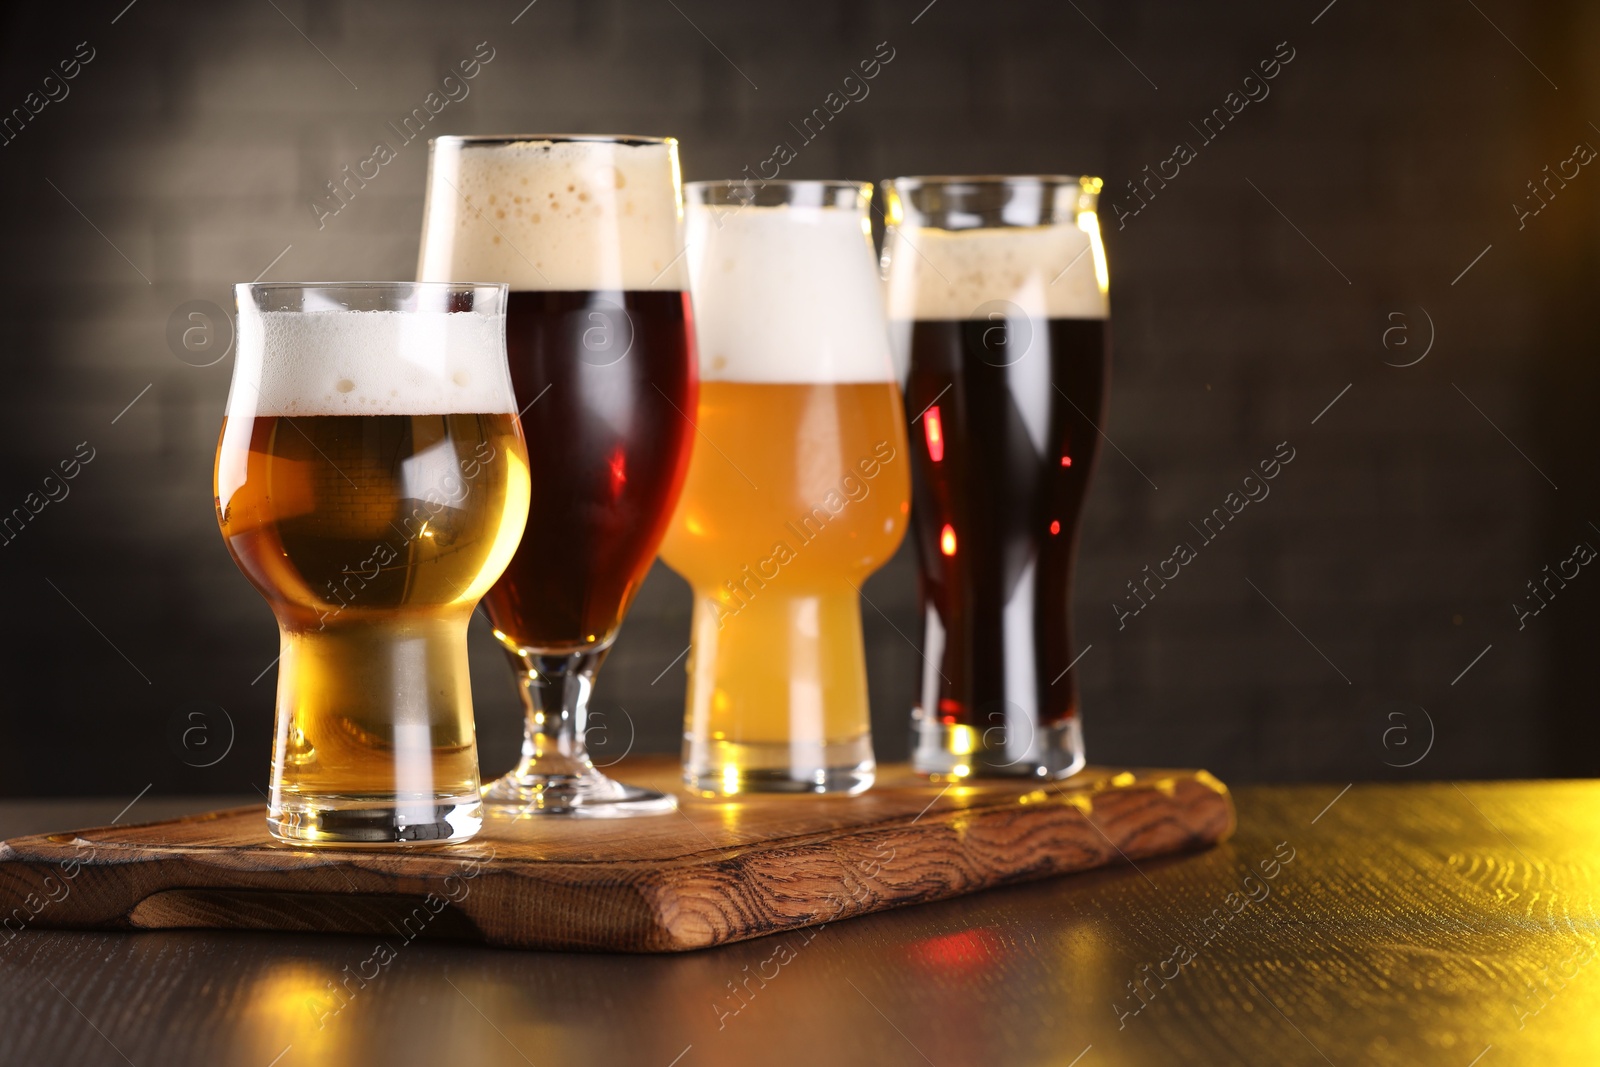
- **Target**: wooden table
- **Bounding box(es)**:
[0,781,1593,1066]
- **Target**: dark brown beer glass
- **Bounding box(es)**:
[882,176,1109,780]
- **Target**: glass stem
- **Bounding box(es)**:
[508,648,609,782]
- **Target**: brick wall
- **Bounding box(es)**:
[0,0,1594,795]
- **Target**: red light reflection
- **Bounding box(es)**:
[906,928,1005,974]
[924,406,945,463]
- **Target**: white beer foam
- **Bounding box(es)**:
[686,203,895,383]
[418,139,686,291]
[230,310,517,418]
[884,223,1109,321]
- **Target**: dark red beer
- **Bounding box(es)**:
[483,289,697,650]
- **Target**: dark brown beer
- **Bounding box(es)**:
[903,318,1109,745]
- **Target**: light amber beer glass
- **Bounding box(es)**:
[661,181,910,795]
[217,283,529,844]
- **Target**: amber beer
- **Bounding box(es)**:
[661,181,910,795]
[883,176,1110,780]
[217,284,529,843]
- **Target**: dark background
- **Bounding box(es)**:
[0,0,1595,797]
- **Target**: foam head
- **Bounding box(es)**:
[685,201,895,383]
[418,137,686,292]
[883,221,1110,322]
[230,308,517,419]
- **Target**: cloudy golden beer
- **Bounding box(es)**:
[217,284,528,844]
[661,382,906,784]
[661,182,909,795]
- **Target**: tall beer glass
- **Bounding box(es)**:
[419,136,697,815]
[660,180,910,795]
[218,282,529,843]
[882,176,1109,780]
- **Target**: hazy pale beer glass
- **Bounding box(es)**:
[419,135,697,815]
[883,176,1109,779]
[661,181,910,795]
[217,283,529,843]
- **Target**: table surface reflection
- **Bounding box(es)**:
[0,782,1595,1066]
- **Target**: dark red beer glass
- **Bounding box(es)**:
[420,135,697,815]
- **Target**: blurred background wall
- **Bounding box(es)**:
[1,0,1596,797]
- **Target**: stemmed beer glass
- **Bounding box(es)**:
[419,135,697,816]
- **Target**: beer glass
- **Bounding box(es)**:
[660,180,910,795]
[217,282,530,843]
[419,135,697,816]
[882,175,1109,779]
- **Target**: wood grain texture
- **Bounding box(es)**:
[3,782,1596,1066]
[0,758,1232,952]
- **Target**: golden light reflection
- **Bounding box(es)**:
[1078,210,1111,295]
[243,960,350,1062]
[668,138,685,221]
[1062,792,1093,815]
[884,184,905,227]
[713,798,746,834]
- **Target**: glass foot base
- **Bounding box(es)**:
[683,737,875,797]
[911,714,1085,780]
[268,794,482,845]
[481,768,677,818]
[683,764,874,797]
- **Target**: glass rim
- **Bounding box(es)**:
[235,281,509,314]
[237,281,509,295]
[884,174,1103,191]
[685,179,872,195]
[430,133,677,148]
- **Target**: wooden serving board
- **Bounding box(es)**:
[0,758,1233,952]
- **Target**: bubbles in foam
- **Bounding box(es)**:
[418,139,686,292]
[686,204,895,384]
[884,223,1109,322]
[230,310,516,418]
